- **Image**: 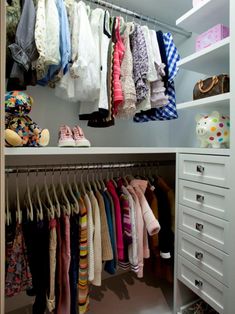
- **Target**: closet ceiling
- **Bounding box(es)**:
[110,0,191,25]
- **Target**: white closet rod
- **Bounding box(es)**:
[86,0,191,38]
[5,160,174,174]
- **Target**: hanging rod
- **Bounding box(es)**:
[85,0,191,38]
[5,160,174,174]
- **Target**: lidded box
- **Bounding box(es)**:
[196,24,230,51]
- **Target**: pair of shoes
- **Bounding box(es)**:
[58,125,91,147]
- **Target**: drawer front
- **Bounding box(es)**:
[179,180,230,220]
[179,205,229,253]
[178,231,229,286]
[179,154,230,188]
[178,256,228,314]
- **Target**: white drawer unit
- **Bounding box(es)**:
[179,205,229,253]
[178,230,229,286]
[179,154,230,188]
[179,180,230,220]
[178,256,228,314]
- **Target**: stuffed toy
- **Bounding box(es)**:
[5,91,50,147]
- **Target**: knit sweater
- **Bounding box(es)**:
[84,194,94,282]
[95,190,113,261]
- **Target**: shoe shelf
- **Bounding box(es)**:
[177,93,230,110]
[178,37,230,75]
[176,0,229,34]
[4,147,230,157]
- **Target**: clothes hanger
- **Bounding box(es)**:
[73,165,81,196]
[86,166,92,192]
[95,164,102,190]
[51,168,61,218]
[35,169,44,221]
[5,173,12,226]
[99,165,106,191]
[26,170,34,222]
[90,165,98,192]
[66,168,79,214]
[44,169,55,219]
[59,167,71,216]
[15,170,22,224]
[79,165,87,196]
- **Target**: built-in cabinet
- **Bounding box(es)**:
[1,0,235,313]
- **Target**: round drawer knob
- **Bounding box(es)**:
[195,251,204,260]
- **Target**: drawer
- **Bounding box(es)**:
[178,255,228,314]
[179,154,230,188]
[179,205,229,253]
[178,230,229,286]
[179,180,230,220]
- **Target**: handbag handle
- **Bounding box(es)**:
[198,76,219,93]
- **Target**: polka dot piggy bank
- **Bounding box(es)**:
[195,111,230,148]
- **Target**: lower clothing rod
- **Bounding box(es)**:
[5,160,174,174]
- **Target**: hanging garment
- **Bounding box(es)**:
[112,17,125,116]
[6,0,21,77]
[102,191,117,275]
[78,196,89,314]
[88,190,102,287]
[154,180,174,259]
[84,193,95,282]
[126,185,144,278]
[156,30,169,89]
[35,0,60,80]
[55,218,62,314]
[46,218,57,312]
[79,9,110,119]
[55,1,100,103]
[38,0,71,87]
[5,222,32,297]
[107,180,124,261]
[23,219,50,314]
[60,214,71,313]
[95,190,113,261]
[7,0,38,91]
[130,24,149,104]
[69,213,80,314]
[121,185,139,274]
[117,22,136,118]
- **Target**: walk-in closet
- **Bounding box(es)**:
[1,0,234,313]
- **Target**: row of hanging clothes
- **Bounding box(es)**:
[5,162,175,314]
[6,0,180,127]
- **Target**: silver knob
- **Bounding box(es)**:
[197,165,205,174]
[196,194,205,202]
[195,280,203,288]
[196,223,204,231]
[195,251,204,260]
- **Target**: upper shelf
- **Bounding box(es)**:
[177,93,230,110]
[176,0,229,34]
[4,147,230,157]
[178,37,230,74]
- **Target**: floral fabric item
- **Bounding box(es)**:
[5,222,32,297]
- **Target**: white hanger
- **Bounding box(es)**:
[44,169,55,219]
[26,170,34,222]
[79,165,87,196]
[51,168,61,218]
[73,166,80,196]
[59,167,71,216]
[86,167,92,192]
[67,168,79,214]
[16,170,22,224]
[5,173,12,226]
[35,170,43,221]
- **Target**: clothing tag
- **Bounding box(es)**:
[103,187,107,192]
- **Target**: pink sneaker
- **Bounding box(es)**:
[58,125,75,147]
[72,126,91,147]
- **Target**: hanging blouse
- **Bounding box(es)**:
[117,22,137,118]
[35,0,60,80]
[112,17,125,116]
[130,24,149,104]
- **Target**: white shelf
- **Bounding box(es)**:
[4,147,230,157]
[177,93,230,110]
[178,37,230,74]
[4,147,176,156]
[176,0,229,34]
